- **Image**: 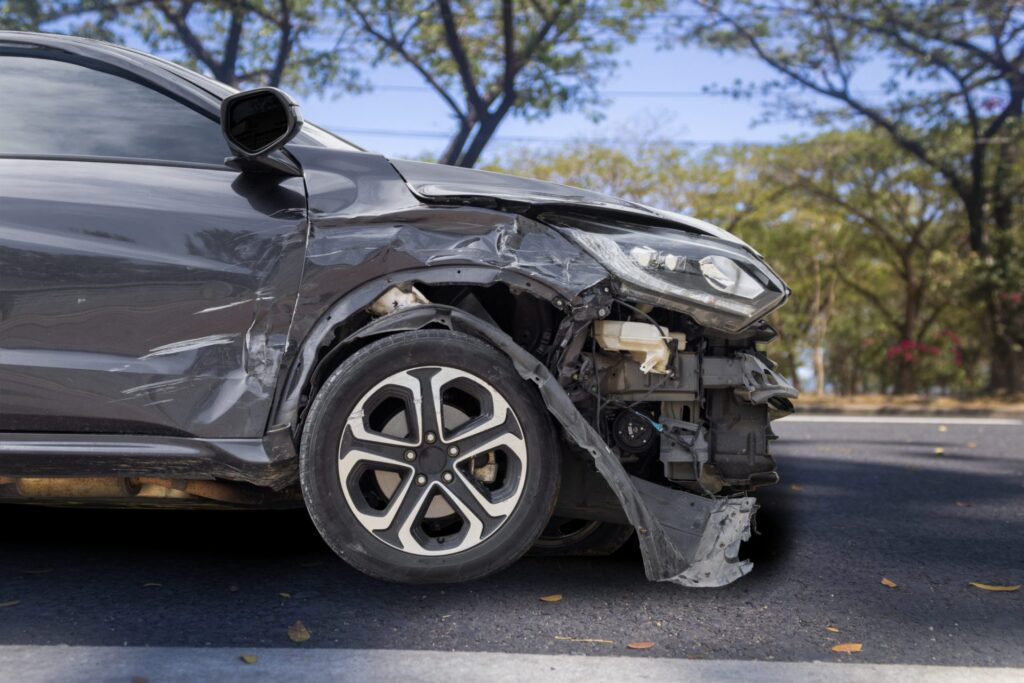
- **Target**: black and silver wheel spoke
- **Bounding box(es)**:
[441,472,508,536]
[449,414,521,462]
[337,365,528,557]
[377,480,435,548]
[408,367,444,442]
[340,429,416,464]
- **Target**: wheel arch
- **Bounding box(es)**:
[270,267,587,436]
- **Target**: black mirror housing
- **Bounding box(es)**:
[220,87,303,170]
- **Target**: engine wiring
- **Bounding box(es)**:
[580,301,722,499]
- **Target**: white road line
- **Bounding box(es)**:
[0,646,1020,683]
[781,414,1022,426]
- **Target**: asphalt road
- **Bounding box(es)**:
[1,417,1021,669]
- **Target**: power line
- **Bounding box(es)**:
[328,125,772,146]
[363,83,890,99]
[370,83,716,97]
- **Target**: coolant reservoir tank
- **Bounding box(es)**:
[593,321,685,374]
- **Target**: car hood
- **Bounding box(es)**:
[388,158,753,252]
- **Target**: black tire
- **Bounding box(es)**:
[300,329,560,583]
[530,517,635,557]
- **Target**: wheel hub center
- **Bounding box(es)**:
[418,445,447,474]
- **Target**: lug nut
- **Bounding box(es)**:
[441,472,453,483]
[447,445,459,457]
[415,474,427,486]
[404,450,417,461]
[425,432,436,444]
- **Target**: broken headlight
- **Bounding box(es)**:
[546,215,788,332]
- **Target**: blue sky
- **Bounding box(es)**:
[298,41,827,161]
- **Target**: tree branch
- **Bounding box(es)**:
[153,0,219,75]
[832,263,902,330]
[436,0,485,115]
[268,0,293,86]
[344,0,467,119]
[696,0,970,201]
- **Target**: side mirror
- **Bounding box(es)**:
[220,87,303,172]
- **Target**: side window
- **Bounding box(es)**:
[0,55,229,165]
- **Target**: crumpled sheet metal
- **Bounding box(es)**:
[286,145,610,334]
[346,304,758,589]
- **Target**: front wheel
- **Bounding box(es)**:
[300,330,560,583]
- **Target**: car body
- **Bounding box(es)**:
[0,32,797,587]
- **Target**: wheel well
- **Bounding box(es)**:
[294,283,564,433]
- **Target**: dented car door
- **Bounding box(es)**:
[0,160,307,437]
[0,52,307,438]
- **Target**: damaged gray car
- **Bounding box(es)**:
[0,32,798,587]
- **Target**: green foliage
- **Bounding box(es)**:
[1,0,46,28]
[11,0,362,93]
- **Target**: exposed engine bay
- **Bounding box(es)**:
[569,312,795,496]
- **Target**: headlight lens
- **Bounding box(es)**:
[699,255,765,299]
[545,215,788,332]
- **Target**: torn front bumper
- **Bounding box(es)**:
[631,478,756,587]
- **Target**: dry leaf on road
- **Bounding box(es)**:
[968,582,1021,592]
[279,592,291,599]
[933,447,945,455]
[554,636,614,645]
[789,484,804,492]
[288,620,311,643]
[966,442,977,449]
[955,501,973,508]
[540,594,563,603]
[938,425,948,432]
[627,641,656,650]
[880,577,898,588]
[825,626,840,633]
[240,654,258,664]
[832,643,863,653]
[0,601,20,609]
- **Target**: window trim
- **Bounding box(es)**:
[0,48,232,169]
[0,153,235,173]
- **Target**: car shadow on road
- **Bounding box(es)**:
[0,452,1020,665]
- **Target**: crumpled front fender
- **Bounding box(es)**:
[343,304,757,588]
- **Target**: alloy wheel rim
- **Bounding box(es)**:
[337,366,527,556]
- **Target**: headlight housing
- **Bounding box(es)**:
[545,214,788,332]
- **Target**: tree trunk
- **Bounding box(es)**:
[813,346,826,396]
[784,349,802,393]
[893,358,915,396]
[440,117,475,166]
[990,332,1022,396]
[893,274,920,395]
